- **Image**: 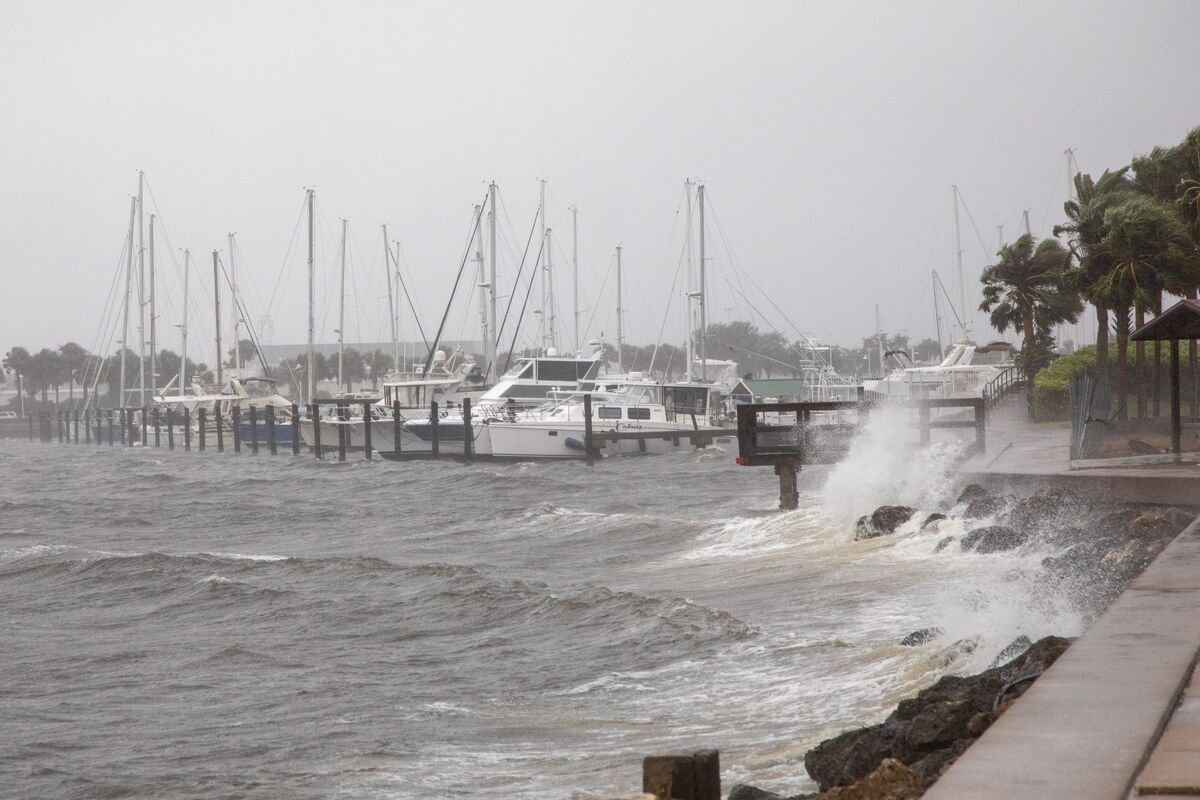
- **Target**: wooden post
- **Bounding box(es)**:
[311,403,322,460]
[362,401,373,461]
[337,401,347,463]
[583,393,595,466]
[118,408,125,444]
[1171,338,1182,458]
[775,462,799,511]
[267,406,277,455]
[215,407,225,452]
[153,407,161,447]
[98,411,105,445]
[249,405,259,455]
[643,750,720,800]
[108,410,114,445]
[232,406,242,453]
[462,398,473,462]
[198,408,207,452]
[392,400,402,456]
[28,414,34,441]
[166,408,174,449]
[291,403,300,455]
[184,408,191,451]
[72,410,79,444]
[974,399,986,452]
[84,410,91,444]
[141,405,148,446]
[429,400,439,458]
[57,410,63,443]
[919,402,931,444]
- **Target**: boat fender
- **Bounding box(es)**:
[564,437,586,451]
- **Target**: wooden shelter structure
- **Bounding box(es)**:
[1130,298,1200,457]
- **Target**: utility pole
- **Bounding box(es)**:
[149,214,157,400]
[616,245,624,372]
[213,250,223,389]
[306,188,316,404]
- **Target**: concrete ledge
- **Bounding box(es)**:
[923,520,1200,800]
[961,469,1200,507]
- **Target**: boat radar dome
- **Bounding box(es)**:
[433,349,447,362]
[546,347,559,357]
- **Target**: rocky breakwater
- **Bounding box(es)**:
[727,484,1196,800]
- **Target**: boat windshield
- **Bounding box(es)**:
[613,384,662,405]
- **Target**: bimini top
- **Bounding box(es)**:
[1130,299,1200,342]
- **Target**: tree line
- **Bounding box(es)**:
[979,126,1200,419]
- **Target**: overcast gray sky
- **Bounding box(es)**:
[3,0,1199,363]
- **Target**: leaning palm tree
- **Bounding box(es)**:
[1091,193,1200,419]
[1055,168,1133,411]
[979,234,1082,375]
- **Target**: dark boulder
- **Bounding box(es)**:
[803,636,1071,792]
[1128,507,1194,541]
[933,536,955,553]
[855,506,917,540]
[955,484,989,505]
[900,627,943,647]
[988,635,1032,668]
[962,494,1011,520]
[726,785,780,800]
[920,513,947,530]
[960,525,1028,554]
[1002,489,1068,534]
[823,758,922,800]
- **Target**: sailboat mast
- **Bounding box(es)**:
[338,218,347,391]
[149,214,157,400]
[685,180,694,382]
[180,250,189,397]
[616,245,624,372]
[383,224,399,374]
[952,184,967,339]
[932,271,944,359]
[546,227,555,352]
[539,178,548,353]
[137,170,146,406]
[571,205,578,355]
[394,241,403,371]
[306,189,316,404]
[474,204,488,373]
[488,182,498,380]
[120,195,136,407]
[213,250,223,388]
[698,184,707,381]
[228,233,240,374]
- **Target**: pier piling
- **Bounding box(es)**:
[140,406,147,446]
[198,408,206,452]
[337,401,347,463]
[310,403,321,460]
[362,401,372,461]
[153,408,161,448]
[643,750,720,800]
[249,406,258,455]
[583,394,595,466]
[108,410,114,445]
[73,411,79,444]
[84,411,91,444]
[216,408,224,452]
[463,398,473,462]
[392,401,401,456]
[232,406,242,454]
[291,404,299,456]
[184,409,191,451]
[267,406,277,455]
[429,401,439,458]
[166,409,174,450]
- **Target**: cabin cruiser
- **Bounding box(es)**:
[150,376,295,447]
[862,341,1015,400]
[484,379,731,459]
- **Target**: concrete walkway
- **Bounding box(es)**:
[924,519,1200,800]
[960,396,1200,505]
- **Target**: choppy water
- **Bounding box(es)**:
[0,419,1088,799]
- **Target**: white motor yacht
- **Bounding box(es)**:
[862,341,1015,400]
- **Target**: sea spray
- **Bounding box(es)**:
[821,403,967,526]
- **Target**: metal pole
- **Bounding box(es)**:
[474,204,488,376]
[180,250,189,397]
[698,184,706,381]
[120,195,136,408]
[228,232,241,375]
[383,224,400,376]
[307,188,316,404]
[338,218,346,390]
[616,245,624,372]
[149,213,157,400]
[572,205,578,354]
[953,184,967,339]
[137,170,146,406]
[213,250,223,388]
[489,182,498,381]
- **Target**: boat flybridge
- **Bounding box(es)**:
[862,341,1015,400]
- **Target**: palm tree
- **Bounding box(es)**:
[58,342,89,406]
[979,234,1081,375]
[1055,168,1133,412]
[1091,194,1200,419]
